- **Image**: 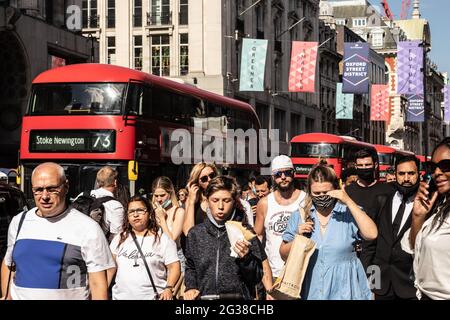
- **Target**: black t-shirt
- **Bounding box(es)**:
[346,181,396,220]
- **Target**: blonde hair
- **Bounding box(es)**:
[187,162,219,188]
[151,176,179,208]
[96,166,118,188]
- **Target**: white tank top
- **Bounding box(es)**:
[264,190,306,277]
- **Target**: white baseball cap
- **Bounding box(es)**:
[271,155,294,174]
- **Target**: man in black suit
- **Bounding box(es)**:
[363,155,420,300]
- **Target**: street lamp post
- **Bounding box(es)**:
[87,33,95,63]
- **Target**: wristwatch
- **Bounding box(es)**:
[165,285,174,290]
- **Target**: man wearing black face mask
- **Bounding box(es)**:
[362,155,420,300]
[346,149,395,268]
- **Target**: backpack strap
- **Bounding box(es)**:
[93,196,116,206]
[4,210,28,300]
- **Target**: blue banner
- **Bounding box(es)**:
[406,94,425,122]
[239,39,268,92]
[336,83,354,119]
[343,43,370,94]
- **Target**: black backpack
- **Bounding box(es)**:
[72,191,115,235]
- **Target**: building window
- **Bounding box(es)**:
[107,36,116,64]
[134,0,142,27]
[133,36,143,70]
[151,35,170,76]
[352,18,367,27]
[179,0,188,25]
[290,113,302,137]
[335,18,346,26]
[274,109,286,141]
[180,34,189,75]
[107,0,115,28]
[305,117,315,133]
[256,103,269,129]
[82,0,98,28]
[150,0,171,25]
[372,32,384,47]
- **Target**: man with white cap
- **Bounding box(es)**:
[254,155,306,281]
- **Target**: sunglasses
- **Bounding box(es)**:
[425,160,450,174]
[273,170,294,179]
[199,172,216,183]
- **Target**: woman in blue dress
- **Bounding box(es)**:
[280,164,377,300]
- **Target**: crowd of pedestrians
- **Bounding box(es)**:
[1,137,449,300]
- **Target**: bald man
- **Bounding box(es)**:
[1,162,115,300]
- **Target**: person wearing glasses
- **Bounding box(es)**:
[108,195,181,300]
[182,163,219,236]
[1,162,115,300]
[254,155,306,280]
[177,188,188,209]
[401,138,450,300]
[280,164,377,300]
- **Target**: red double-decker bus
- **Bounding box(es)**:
[19,64,261,200]
[290,133,378,180]
[374,144,415,181]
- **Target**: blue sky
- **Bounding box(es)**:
[370,0,450,78]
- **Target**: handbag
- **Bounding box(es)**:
[131,231,160,299]
[271,208,316,300]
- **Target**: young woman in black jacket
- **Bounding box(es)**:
[184,176,265,300]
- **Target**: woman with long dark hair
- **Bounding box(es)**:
[107,196,181,300]
[401,137,450,300]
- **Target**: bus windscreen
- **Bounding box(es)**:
[378,153,394,165]
[291,143,338,158]
[29,83,126,115]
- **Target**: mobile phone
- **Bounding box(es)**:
[161,199,172,209]
[424,173,438,194]
[248,198,259,207]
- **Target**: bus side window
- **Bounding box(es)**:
[126,84,143,116]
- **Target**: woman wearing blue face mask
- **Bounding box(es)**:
[280,164,378,300]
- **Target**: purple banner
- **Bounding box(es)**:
[343,43,370,94]
[397,41,424,95]
[406,94,425,122]
[444,85,450,122]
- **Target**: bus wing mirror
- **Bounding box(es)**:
[128,161,138,181]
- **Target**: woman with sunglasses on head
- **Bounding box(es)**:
[151,176,186,271]
[401,138,450,300]
[280,164,377,300]
[107,195,181,300]
[183,176,265,300]
[177,188,188,209]
[182,163,219,236]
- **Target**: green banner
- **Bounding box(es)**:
[336,83,354,119]
[239,39,268,92]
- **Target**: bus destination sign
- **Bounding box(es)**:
[29,130,116,153]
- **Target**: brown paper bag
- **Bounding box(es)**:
[272,209,316,300]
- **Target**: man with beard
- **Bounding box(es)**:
[362,155,420,300]
[345,149,395,269]
[254,155,306,279]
